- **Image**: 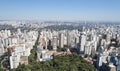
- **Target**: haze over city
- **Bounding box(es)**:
[0,0,120,22]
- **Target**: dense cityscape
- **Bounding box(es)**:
[0,20,120,71]
[0,0,120,71]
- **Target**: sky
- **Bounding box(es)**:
[0,0,120,22]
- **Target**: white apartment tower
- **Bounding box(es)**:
[79,33,86,53]
[52,36,57,50]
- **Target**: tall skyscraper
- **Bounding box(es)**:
[79,33,86,53]
[59,33,64,48]
[52,36,57,50]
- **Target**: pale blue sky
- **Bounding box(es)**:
[0,0,120,22]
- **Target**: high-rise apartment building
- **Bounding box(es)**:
[59,33,64,48]
[79,33,86,53]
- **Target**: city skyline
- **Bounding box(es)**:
[0,0,120,22]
